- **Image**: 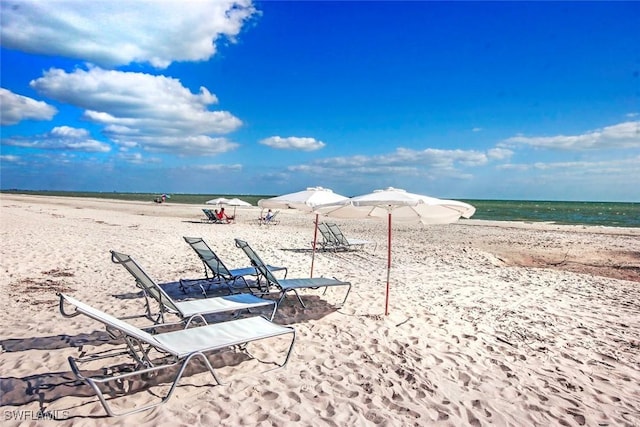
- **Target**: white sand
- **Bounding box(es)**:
[1,194,639,426]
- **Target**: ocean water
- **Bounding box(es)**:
[2,191,638,228]
[468,199,639,228]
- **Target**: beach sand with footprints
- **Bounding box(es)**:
[1,194,638,425]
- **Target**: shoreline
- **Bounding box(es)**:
[2,191,638,228]
[3,192,639,232]
[3,193,639,284]
[1,194,639,425]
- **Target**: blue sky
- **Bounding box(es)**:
[1,1,639,201]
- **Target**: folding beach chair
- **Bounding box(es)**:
[327,223,377,251]
[264,210,280,225]
[202,208,216,223]
[235,239,351,309]
[111,251,277,323]
[202,209,225,224]
[58,293,295,417]
[182,237,288,295]
[255,210,280,226]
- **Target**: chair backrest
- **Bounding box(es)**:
[265,210,279,222]
[59,293,171,353]
[110,251,181,314]
[234,239,281,288]
[202,209,213,220]
[327,223,349,245]
[183,237,233,279]
[318,223,338,245]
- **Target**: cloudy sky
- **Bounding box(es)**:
[1,1,639,201]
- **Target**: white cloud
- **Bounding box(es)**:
[128,136,239,156]
[389,148,488,167]
[497,156,640,174]
[30,67,241,155]
[2,126,111,152]
[496,163,529,171]
[260,136,326,151]
[115,152,162,165]
[290,147,491,181]
[0,88,57,125]
[195,163,243,171]
[0,154,22,163]
[50,126,89,138]
[487,147,513,160]
[501,121,640,150]
[287,163,422,176]
[472,127,482,132]
[0,0,257,68]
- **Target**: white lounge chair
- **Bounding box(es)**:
[58,293,295,417]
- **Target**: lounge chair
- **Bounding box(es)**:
[202,209,226,224]
[58,293,295,417]
[234,239,351,309]
[111,251,277,323]
[181,237,288,295]
[327,223,377,251]
[202,208,215,222]
[316,222,346,251]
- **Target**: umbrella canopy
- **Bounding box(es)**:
[316,187,475,224]
[258,186,347,212]
[315,187,475,315]
[258,187,348,277]
[205,197,230,205]
[226,198,252,207]
[205,197,252,217]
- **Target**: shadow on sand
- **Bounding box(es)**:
[1,290,340,417]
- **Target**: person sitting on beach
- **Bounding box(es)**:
[218,207,234,223]
[264,209,274,222]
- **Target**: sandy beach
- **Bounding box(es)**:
[1,194,639,426]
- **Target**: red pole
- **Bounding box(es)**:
[385,212,392,315]
[310,213,319,277]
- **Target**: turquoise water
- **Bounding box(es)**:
[468,199,639,228]
[2,190,638,228]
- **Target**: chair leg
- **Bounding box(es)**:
[321,283,352,307]
[184,314,208,328]
[68,351,223,417]
[340,283,352,306]
[268,301,277,321]
[290,290,306,308]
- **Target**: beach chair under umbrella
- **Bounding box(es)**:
[258,187,348,277]
[206,197,252,219]
[316,187,475,315]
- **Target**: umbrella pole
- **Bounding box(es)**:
[385,212,392,316]
[310,213,319,277]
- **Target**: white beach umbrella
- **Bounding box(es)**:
[225,198,252,216]
[206,197,252,217]
[258,187,348,277]
[315,187,475,315]
[226,198,252,207]
[205,197,230,205]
